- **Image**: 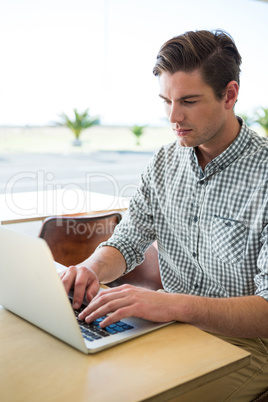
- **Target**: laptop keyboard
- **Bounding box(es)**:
[71,301,134,342]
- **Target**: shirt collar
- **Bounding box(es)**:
[189,117,252,179]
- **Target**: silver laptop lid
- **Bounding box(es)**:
[0,226,87,353]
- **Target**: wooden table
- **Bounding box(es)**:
[0,189,129,225]
[0,306,250,402]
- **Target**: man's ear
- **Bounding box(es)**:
[224,81,239,110]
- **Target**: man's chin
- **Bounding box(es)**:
[176,137,195,148]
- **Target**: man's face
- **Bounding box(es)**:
[158,69,229,150]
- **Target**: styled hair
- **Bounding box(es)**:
[153,30,242,99]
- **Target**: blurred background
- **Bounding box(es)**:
[0,0,267,127]
[0,0,267,198]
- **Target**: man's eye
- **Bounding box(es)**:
[184,100,197,105]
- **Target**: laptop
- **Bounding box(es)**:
[0,226,172,354]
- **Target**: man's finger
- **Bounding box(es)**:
[72,266,91,308]
[61,266,77,295]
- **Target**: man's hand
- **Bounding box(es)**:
[59,266,100,309]
[59,246,127,309]
[76,282,268,338]
[78,284,174,327]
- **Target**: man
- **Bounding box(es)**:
[61,30,268,400]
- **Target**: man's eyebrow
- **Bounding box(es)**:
[159,94,203,101]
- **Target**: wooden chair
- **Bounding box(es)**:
[39,212,123,267]
[39,212,163,290]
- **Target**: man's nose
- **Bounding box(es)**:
[168,104,184,124]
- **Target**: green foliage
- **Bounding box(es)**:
[56,108,100,141]
[253,107,268,136]
[131,125,146,145]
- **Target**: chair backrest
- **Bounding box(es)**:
[39,211,163,290]
[39,212,122,266]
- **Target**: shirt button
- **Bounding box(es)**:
[192,252,197,258]
[194,284,199,289]
[193,216,198,222]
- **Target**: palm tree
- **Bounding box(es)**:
[253,107,268,136]
[57,108,100,145]
[131,125,146,146]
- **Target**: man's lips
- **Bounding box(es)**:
[173,128,192,136]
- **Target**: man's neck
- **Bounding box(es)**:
[195,116,241,170]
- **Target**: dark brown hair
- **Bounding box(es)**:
[153,30,242,99]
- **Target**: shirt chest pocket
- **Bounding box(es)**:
[211,216,247,264]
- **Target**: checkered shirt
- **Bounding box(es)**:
[100,119,268,300]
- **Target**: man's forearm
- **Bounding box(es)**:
[77,245,127,284]
[173,293,268,338]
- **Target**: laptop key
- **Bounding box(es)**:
[72,301,134,339]
[98,330,110,337]
[113,326,125,332]
[122,324,134,330]
[104,327,117,335]
[82,328,102,340]
[84,335,94,342]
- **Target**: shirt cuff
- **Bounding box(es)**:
[96,239,145,274]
